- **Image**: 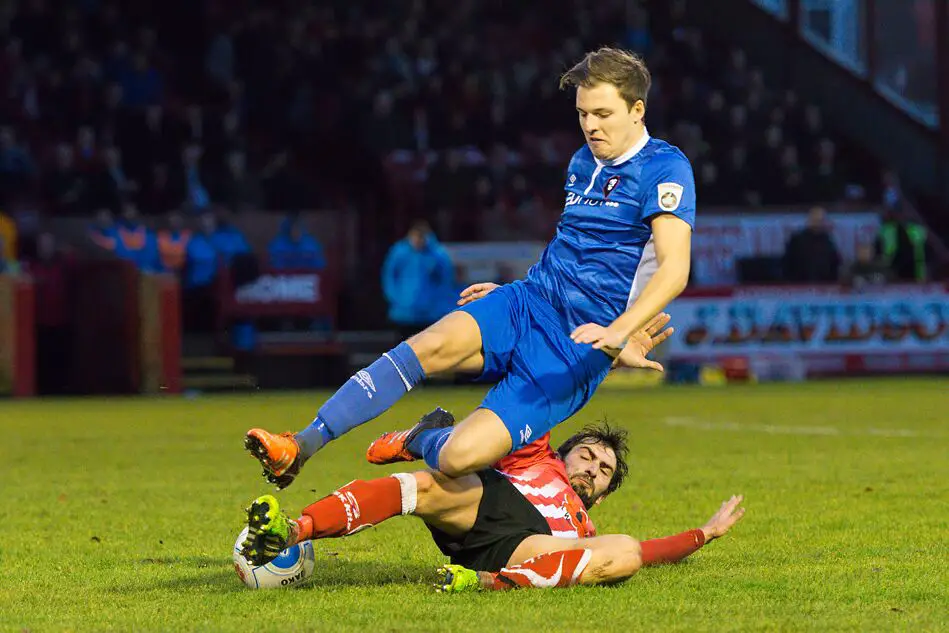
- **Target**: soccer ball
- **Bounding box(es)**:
[232,527,316,589]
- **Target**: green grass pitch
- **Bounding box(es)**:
[2,378,948,632]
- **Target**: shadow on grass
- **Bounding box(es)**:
[124,555,437,592]
[301,558,437,590]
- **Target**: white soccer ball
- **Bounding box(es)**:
[232,527,316,589]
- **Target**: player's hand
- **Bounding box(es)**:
[700,495,745,542]
[457,282,499,306]
[610,312,674,371]
[570,323,628,354]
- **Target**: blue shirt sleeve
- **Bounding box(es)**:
[638,151,696,229]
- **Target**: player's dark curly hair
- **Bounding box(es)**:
[559,47,652,110]
[556,420,630,496]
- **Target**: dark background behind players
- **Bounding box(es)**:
[0,0,948,395]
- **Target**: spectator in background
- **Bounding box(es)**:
[208,207,251,264]
[183,213,222,332]
[0,209,17,264]
[88,145,137,209]
[74,126,98,171]
[45,143,86,215]
[880,170,905,211]
[783,206,841,283]
[876,209,929,282]
[88,208,118,252]
[178,143,212,213]
[213,150,263,212]
[0,238,20,274]
[140,163,182,215]
[26,232,73,394]
[157,210,191,274]
[115,202,161,272]
[844,242,892,290]
[268,214,326,270]
[381,220,454,340]
[120,52,162,107]
[0,126,35,195]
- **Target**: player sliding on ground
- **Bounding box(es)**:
[246,47,696,489]
[240,419,744,592]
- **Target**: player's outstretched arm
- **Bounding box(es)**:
[571,214,691,354]
[641,494,745,566]
[437,497,745,593]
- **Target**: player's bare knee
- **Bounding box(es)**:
[436,445,479,478]
[614,535,642,577]
[413,471,436,495]
[409,471,437,516]
[407,330,456,373]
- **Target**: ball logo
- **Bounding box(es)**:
[280,570,306,586]
[603,175,621,198]
[657,182,684,211]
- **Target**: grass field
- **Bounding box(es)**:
[2,378,948,632]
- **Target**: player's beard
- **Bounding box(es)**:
[569,475,596,509]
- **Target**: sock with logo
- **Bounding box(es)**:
[295,342,426,460]
[485,549,592,590]
[294,474,415,541]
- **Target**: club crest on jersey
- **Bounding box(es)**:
[568,173,577,185]
[657,182,684,211]
[603,175,621,198]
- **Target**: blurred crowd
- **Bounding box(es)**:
[0,0,896,246]
[0,0,940,357]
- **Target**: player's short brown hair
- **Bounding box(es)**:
[557,420,630,496]
[559,47,651,111]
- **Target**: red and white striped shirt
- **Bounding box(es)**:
[494,434,596,539]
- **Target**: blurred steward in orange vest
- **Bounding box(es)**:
[88,208,118,252]
[158,210,191,273]
[0,209,16,267]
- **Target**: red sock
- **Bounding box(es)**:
[487,549,592,590]
[295,477,405,540]
[640,529,706,565]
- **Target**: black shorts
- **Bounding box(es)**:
[427,469,551,572]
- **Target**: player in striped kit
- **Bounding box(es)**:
[240,417,745,593]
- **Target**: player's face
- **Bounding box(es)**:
[576,82,644,161]
[564,441,617,508]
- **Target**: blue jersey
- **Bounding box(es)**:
[526,132,696,331]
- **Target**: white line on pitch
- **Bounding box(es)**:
[662,417,936,438]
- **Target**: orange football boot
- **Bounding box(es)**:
[366,407,455,465]
[245,429,304,489]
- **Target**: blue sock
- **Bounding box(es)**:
[407,427,453,471]
[295,342,426,460]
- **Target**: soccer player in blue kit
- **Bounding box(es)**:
[246,47,696,489]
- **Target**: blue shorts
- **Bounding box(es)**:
[458,280,612,450]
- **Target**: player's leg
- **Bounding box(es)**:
[411,470,483,537]
[371,376,537,477]
[407,285,614,479]
[425,408,514,477]
[239,469,485,565]
[245,310,485,487]
[437,534,643,593]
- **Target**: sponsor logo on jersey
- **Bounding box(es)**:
[568,173,577,185]
[603,175,621,198]
[564,192,619,208]
[520,424,533,445]
[657,182,684,211]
